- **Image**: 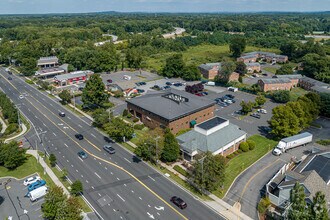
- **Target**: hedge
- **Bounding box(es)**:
[4,123,18,135]
[133,124,144,130]
[258,197,271,214]
[247,140,256,150]
[239,142,249,152]
[133,118,139,123]
[173,165,188,177]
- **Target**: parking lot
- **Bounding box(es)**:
[0,175,44,220]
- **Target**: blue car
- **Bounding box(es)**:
[28,180,46,192]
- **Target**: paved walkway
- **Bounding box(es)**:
[26,149,70,196]
[4,123,27,143]
[0,116,7,134]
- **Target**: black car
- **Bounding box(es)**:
[139,82,146,85]
[75,134,84,140]
[164,85,171,89]
[59,112,65,117]
[7,77,12,80]
[170,196,187,209]
[165,82,172,86]
[137,89,145,93]
[250,113,261,119]
[103,145,115,154]
[225,94,235,99]
[173,83,182,87]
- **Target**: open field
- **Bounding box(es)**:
[146,44,280,72]
[213,135,277,198]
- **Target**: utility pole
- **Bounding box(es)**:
[154,136,160,164]
[198,155,207,191]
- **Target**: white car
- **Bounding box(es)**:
[258,109,267,114]
[23,176,41,186]
[19,95,24,99]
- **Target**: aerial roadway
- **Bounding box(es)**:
[0,68,223,220]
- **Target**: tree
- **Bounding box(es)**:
[0,141,26,169]
[58,90,72,105]
[162,53,185,78]
[269,105,301,138]
[135,128,164,162]
[20,57,37,76]
[272,90,290,103]
[103,117,134,142]
[286,101,309,129]
[320,93,330,117]
[191,152,226,192]
[61,168,68,181]
[161,129,180,162]
[276,64,294,75]
[82,74,109,109]
[288,182,310,220]
[255,94,266,107]
[229,37,246,58]
[301,53,330,83]
[240,101,254,114]
[182,65,201,81]
[311,191,329,220]
[92,108,109,128]
[126,48,143,69]
[215,61,236,83]
[49,154,57,167]
[71,180,83,196]
[42,186,67,220]
[235,61,247,75]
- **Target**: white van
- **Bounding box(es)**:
[29,186,48,202]
[123,75,131,80]
[206,81,215,86]
[228,87,238,92]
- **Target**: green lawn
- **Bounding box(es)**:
[146,44,280,71]
[290,87,308,101]
[213,135,277,198]
[130,128,150,145]
[263,67,278,74]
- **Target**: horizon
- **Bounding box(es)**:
[0,0,330,15]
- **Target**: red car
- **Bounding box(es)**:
[107,79,113,83]
[170,196,187,209]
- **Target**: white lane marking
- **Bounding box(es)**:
[67,117,71,119]
[78,157,84,162]
[114,161,117,164]
[86,180,89,183]
[98,193,101,197]
[99,162,101,165]
[139,197,142,200]
[58,152,61,154]
[28,108,31,111]
[157,213,160,216]
[124,158,131,163]
[91,186,95,189]
[66,160,69,163]
[78,124,82,128]
[91,134,96,138]
[76,170,78,172]
[81,175,83,178]
[64,143,68,148]
[116,177,120,181]
[35,115,38,119]
[50,103,53,106]
[113,209,116,212]
[104,167,107,170]
[43,123,46,127]
[62,155,65,158]
[124,184,127,187]
[110,172,113,175]
[53,132,57,136]
[94,172,101,179]
[71,164,73,167]
[148,204,151,208]
[42,98,45,101]
[94,158,96,160]
[131,190,134,193]
[51,143,54,146]
[117,194,125,202]
[148,176,156,182]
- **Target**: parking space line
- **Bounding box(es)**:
[91,134,96,138]
[95,172,101,179]
[117,194,125,202]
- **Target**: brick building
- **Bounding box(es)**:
[299,76,330,94]
[53,70,94,87]
[126,89,216,134]
[198,63,221,80]
[246,62,261,73]
[176,117,247,160]
[258,78,295,92]
[237,51,288,64]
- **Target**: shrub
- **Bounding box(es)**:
[237,149,243,153]
[25,79,33,84]
[239,142,249,152]
[122,109,128,117]
[257,197,271,214]
[134,124,144,130]
[4,123,19,135]
[316,139,330,146]
[233,151,239,155]
[226,154,234,159]
[173,165,188,177]
[127,113,132,118]
[49,154,57,167]
[247,140,256,150]
[133,118,139,123]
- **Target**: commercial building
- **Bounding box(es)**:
[176,117,247,160]
[299,76,330,94]
[198,63,221,80]
[37,56,59,69]
[53,70,94,87]
[266,150,330,218]
[258,78,295,92]
[126,88,216,134]
[237,51,288,64]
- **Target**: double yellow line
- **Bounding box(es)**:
[3,75,188,220]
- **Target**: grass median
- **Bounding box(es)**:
[213,135,277,198]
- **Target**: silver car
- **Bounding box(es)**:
[103,145,115,154]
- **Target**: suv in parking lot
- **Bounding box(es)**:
[103,145,115,154]
[28,180,46,192]
[24,176,41,186]
[251,113,261,119]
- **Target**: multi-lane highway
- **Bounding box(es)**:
[0,68,224,220]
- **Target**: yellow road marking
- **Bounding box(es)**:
[2,75,188,220]
[238,158,280,202]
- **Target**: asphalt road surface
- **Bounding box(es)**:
[0,68,223,220]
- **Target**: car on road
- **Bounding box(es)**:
[103,145,115,154]
[78,151,88,159]
[170,196,187,209]
[7,77,12,80]
[28,180,46,192]
[19,95,24,99]
[23,176,41,186]
[75,134,84,140]
[59,112,65,117]
[250,113,261,119]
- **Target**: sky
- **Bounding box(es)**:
[0,0,330,14]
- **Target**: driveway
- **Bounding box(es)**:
[0,176,44,220]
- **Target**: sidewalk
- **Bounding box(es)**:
[26,149,70,196]
[159,162,253,220]
[0,116,7,134]
[4,123,27,143]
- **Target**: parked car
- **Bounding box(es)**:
[217,102,228,107]
[195,93,204,96]
[7,77,12,80]
[201,92,208,95]
[24,176,41,186]
[170,196,187,209]
[223,99,233,104]
[103,145,115,154]
[139,82,146,85]
[164,85,171,89]
[59,112,65,117]
[137,89,145,93]
[78,151,88,159]
[28,180,46,192]
[19,95,24,99]
[75,134,84,140]
[173,83,183,87]
[225,94,235,99]
[152,85,160,90]
[257,109,267,114]
[250,113,261,119]
[107,79,113,83]
[165,82,172,86]
[227,87,238,92]
[28,186,48,202]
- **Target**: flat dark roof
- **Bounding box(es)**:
[197,117,227,130]
[302,153,330,184]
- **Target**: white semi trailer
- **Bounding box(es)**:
[272,132,313,156]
